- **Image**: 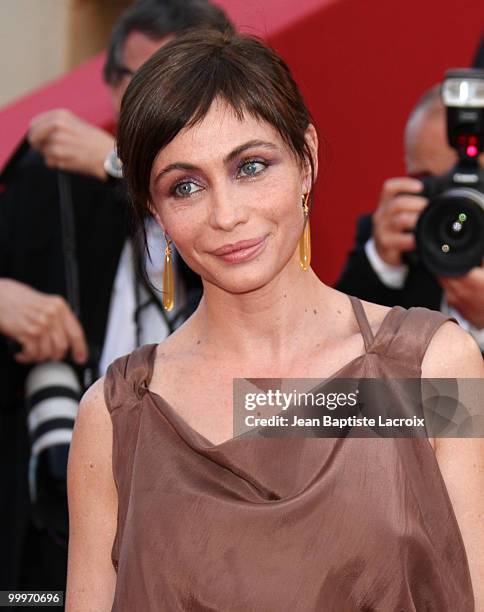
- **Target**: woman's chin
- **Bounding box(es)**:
[206,261,297,296]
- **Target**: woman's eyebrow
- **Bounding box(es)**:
[223,139,278,164]
[154,140,278,185]
[154,162,198,185]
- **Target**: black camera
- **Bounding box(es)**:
[409,69,484,277]
[24,347,99,546]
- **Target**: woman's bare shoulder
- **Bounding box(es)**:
[69,377,116,470]
[348,296,483,375]
[422,324,484,604]
[77,376,112,427]
[422,320,484,378]
[66,376,118,610]
[69,376,115,483]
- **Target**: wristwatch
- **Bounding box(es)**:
[103,148,123,179]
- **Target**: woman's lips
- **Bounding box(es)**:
[211,235,268,263]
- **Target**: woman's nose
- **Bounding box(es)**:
[208,188,249,231]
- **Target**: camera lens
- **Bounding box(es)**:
[25,361,82,539]
[416,188,484,277]
[439,208,477,248]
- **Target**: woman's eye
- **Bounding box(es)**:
[237,160,267,178]
[172,181,202,198]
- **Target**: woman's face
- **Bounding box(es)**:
[149,98,318,294]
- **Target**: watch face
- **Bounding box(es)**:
[104,149,123,178]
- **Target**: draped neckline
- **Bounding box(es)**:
[140,296,405,451]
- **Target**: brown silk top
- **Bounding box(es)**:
[103,295,474,611]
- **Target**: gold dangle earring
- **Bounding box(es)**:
[299,192,311,270]
[162,232,175,311]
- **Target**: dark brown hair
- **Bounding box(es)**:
[116,28,316,291]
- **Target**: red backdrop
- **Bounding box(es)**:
[1,0,483,283]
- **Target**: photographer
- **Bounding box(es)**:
[0,0,233,595]
[336,83,484,350]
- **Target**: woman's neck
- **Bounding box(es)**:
[190,262,334,367]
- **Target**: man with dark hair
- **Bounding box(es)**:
[336,84,484,351]
[27,0,234,184]
[0,0,233,593]
[104,0,233,88]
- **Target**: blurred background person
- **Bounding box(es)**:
[336,83,484,351]
[0,0,233,596]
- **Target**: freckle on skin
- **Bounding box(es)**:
[337,310,341,314]
[89,462,93,469]
[283,293,287,298]
[313,309,317,315]
[197,340,201,345]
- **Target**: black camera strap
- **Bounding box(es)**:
[57,171,81,318]
[57,171,100,385]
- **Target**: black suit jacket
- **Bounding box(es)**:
[0,144,202,588]
[0,146,133,588]
[335,213,443,310]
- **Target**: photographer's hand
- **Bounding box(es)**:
[0,279,88,364]
[438,266,484,329]
[373,177,428,266]
[28,109,114,180]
